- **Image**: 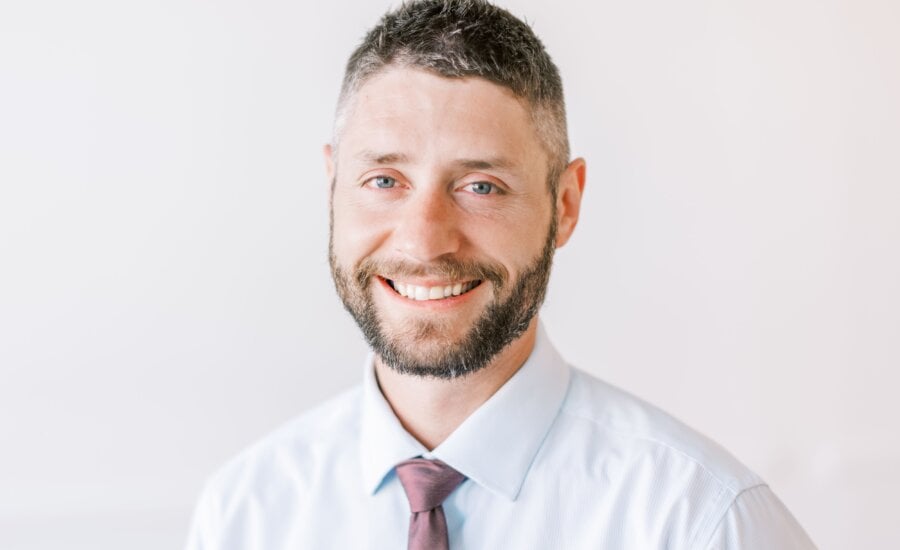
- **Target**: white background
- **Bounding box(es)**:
[1,1,898,548]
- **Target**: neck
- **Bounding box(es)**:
[374,318,539,450]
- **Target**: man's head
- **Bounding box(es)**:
[334,0,570,195]
[326,0,585,379]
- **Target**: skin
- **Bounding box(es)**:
[325,66,586,449]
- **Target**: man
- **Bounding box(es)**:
[186,1,816,548]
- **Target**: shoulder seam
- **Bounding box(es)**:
[557,404,753,495]
[692,482,771,549]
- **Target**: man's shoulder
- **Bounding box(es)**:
[203,385,363,499]
[558,367,764,495]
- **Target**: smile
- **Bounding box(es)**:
[384,278,482,301]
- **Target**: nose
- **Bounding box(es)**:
[393,186,462,263]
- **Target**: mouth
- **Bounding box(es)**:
[382,277,483,301]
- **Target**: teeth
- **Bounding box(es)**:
[389,280,479,301]
[415,286,429,301]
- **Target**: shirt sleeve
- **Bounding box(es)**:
[703,485,817,550]
[183,480,220,550]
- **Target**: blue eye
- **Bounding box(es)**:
[469,182,494,195]
[371,176,396,189]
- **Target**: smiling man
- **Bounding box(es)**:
[185,1,815,549]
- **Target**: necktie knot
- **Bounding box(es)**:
[395,458,466,513]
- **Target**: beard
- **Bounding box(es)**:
[328,214,557,380]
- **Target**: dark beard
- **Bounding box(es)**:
[329,215,557,380]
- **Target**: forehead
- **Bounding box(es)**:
[337,67,547,172]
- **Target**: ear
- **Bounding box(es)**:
[554,157,586,248]
[323,143,335,183]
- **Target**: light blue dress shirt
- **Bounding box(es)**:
[185,325,815,549]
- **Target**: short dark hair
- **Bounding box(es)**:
[333,0,569,191]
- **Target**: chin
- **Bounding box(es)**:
[382,317,467,348]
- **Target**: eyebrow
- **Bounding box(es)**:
[355,150,516,172]
[355,150,410,165]
[456,157,515,171]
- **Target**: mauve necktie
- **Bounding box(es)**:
[395,458,467,550]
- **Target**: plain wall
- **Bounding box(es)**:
[1,0,898,548]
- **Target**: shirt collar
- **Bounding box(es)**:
[359,322,571,501]
[359,350,429,495]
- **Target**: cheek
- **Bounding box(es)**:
[470,199,552,252]
[459,213,546,270]
[481,231,540,272]
[331,194,392,261]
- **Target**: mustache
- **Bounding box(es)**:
[354,257,508,289]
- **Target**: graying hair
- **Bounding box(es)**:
[333,0,570,193]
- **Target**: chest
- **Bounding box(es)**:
[216,467,713,550]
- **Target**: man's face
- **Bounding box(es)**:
[327,67,557,378]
